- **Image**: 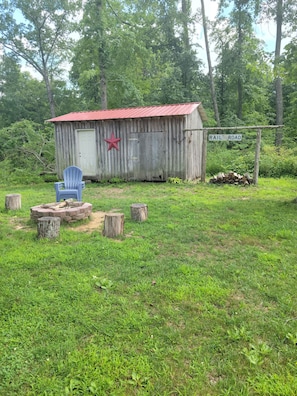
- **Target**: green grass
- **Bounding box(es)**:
[1,179,297,395]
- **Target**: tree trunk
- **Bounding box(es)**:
[103,213,124,237]
[44,71,56,118]
[37,216,60,239]
[41,51,56,118]
[130,204,148,222]
[237,10,243,120]
[200,0,221,126]
[181,0,191,90]
[274,0,283,146]
[181,0,190,47]
[5,194,21,210]
[96,0,108,109]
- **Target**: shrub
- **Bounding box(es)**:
[259,146,297,177]
[207,145,297,178]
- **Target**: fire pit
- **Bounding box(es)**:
[30,201,92,223]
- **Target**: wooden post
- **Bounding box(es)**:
[201,129,208,182]
[103,213,124,238]
[37,216,60,239]
[130,203,148,222]
[253,128,262,185]
[5,194,21,210]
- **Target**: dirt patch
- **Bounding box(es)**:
[10,216,30,231]
[10,210,122,233]
[69,211,106,232]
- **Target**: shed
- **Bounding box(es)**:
[48,102,207,181]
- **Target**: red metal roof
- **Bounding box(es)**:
[47,102,206,122]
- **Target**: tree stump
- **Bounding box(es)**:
[37,216,61,239]
[130,203,148,222]
[5,194,21,210]
[103,213,124,238]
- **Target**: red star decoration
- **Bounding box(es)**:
[104,132,121,151]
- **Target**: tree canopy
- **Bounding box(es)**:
[0,0,295,141]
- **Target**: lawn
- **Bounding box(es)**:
[1,178,297,395]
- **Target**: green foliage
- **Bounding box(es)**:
[207,144,254,176]
[242,342,272,366]
[167,177,183,184]
[227,325,251,342]
[0,120,55,182]
[259,146,297,177]
[95,277,114,291]
[0,55,50,127]
[286,332,297,346]
[214,0,273,124]
[108,177,126,184]
[0,0,81,117]
[207,142,297,178]
[282,39,297,138]
[71,0,203,109]
[0,0,296,152]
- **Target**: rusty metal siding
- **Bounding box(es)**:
[163,116,186,179]
[125,117,166,181]
[54,111,203,181]
[184,109,203,179]
[55,122,76,178]
[55,121,97,178]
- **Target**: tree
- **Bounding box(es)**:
[200,0,220,126]
[0,54,50,127]
[260,0,297,145]
[95,0,108,109]
[213,0,272,126]
[281,39,297,140]
[71,0,204,109]
[216,0,262,120]
[0,0,80,117]
[274,0,284,145]
[71,0,110,109]
[0,120,55,174]
[153,0,203,103]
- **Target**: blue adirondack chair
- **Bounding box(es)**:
[55,166,85,202]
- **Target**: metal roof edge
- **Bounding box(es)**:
[47,102,206,123]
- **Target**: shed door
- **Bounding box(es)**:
[77,129,97,176]
[128,132,165,181]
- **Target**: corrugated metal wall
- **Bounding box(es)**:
[54,112,203,181]
[184,109,204,180]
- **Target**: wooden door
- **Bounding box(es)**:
[77,129,97,176]
[128,132,165,181]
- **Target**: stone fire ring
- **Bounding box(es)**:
[30,202,92,223]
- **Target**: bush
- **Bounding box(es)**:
[259,146,297,177]
[206,145,297,178]
[206,146,254,176]
[0,120,55,183]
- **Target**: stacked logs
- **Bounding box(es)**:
[209,171,253,185]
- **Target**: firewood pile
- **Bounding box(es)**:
[209,171,253,185]
[41,199,82,210]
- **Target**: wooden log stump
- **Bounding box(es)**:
[103,213,124,238]
[5,194,21,210]
[130,203,148,222]
[37,216,60,239]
